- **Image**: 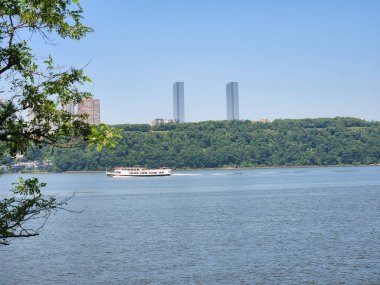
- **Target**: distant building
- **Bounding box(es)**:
[9,160,53,173]
[226,82,239,120]
[0,98,7,106]
[11,161,38,172]
[62,101,75,114]
[15,153,24,160]
[27,108,36,123]
[253,118,271,123]
[173,82,185,123]
[0,165,8,173]
[151,118,177,126]
[77,97,100,125]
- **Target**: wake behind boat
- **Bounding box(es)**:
[106,167,171,177]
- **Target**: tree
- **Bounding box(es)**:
[0,177,71,246]
[0,0,117,245]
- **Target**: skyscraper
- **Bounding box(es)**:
[173,82,185,123]
[77,97,100,125]
[226,82,239,120]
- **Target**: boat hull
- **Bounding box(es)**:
[106,172,171,177]
[106,167,172,177]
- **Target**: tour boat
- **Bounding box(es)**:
[106,167,172,177]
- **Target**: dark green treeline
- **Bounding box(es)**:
[29,117,380,171]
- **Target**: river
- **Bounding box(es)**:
[1,166,380,284]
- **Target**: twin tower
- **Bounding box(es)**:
[173,82,239,123]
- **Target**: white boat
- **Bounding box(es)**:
[106,167,172,177]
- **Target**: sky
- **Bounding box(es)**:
[34,0,380,124]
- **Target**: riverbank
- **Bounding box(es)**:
[3,163,379,175]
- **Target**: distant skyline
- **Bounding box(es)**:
[24,0,380,124]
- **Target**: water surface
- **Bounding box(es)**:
[1,166,380,284]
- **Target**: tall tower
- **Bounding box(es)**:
[173,82,185,123]
[226,82,239,120]
[77,97,100,126]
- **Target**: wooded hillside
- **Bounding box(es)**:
[28,117,380,171]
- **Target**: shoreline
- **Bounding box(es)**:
[2,164,379,175]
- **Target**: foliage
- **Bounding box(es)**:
[37,117,380,171]
[0,0,96,155]
[0,177,71,246]
[0,0,118,245]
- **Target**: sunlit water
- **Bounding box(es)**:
[1,166,380,284]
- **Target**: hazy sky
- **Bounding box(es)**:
[34,0,380,124]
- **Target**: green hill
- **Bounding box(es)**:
[30,117,380,171]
